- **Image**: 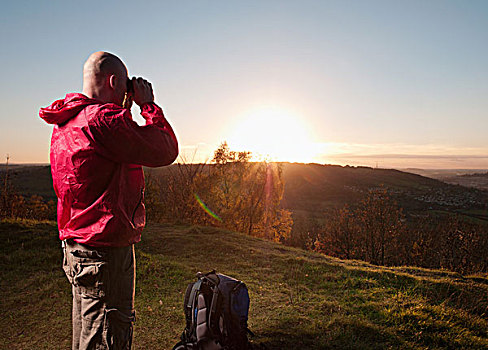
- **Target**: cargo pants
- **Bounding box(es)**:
[62,239,136,350]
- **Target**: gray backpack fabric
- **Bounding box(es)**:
[173,271,253,350]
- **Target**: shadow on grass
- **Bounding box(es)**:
[254,316,403,350]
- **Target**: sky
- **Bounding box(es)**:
[1,0,487,169]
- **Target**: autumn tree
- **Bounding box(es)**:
[314,187,405,266]
[315,205,357,259]
[144,161,210,225]
[144,142,292,242]
[205,142,292,241]
[356,188,405,265]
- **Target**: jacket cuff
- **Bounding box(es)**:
[140,102,165,122]
[140,102,158,113]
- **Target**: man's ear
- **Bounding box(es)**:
[108,74,117,90]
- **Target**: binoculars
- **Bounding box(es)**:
[126,78,134,94]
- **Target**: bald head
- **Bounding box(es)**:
[82,51,128,106]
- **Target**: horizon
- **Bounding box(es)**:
[1,1,487,169]
[2,161,487,174]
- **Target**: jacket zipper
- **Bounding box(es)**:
[131,188,144,226]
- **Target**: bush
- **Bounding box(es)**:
[144,142,293,242]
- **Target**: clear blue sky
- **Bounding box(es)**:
[1,0,487,168]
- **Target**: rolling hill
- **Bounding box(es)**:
[279,163,488,221]
[2,219,487,349]
[2,163,487,222]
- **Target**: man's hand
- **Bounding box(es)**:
[131,77,154,106]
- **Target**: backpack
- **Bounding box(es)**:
[173,271,254,350]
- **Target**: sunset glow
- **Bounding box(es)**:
[227,108,321,163]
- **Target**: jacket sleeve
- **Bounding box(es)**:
[87,102,179,167]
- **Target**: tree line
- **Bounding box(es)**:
[298,188,488,274]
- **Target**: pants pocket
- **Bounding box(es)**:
[73,260,108,298]
[103,308,135,350]
[70,247,108,298]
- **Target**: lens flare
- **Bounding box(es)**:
[194,193,222,222]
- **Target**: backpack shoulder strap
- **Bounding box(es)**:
[183,283,194,326]
[182,278,202,341]
[188,279,203,323]
[208,279,221,334]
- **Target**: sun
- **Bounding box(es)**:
[227,107,320,163]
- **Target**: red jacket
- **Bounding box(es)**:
[39,93,178,247]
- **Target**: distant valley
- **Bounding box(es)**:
[2,163,487,222]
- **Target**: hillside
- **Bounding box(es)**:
[279,163,488,220]
[0,165,55,200]
[2,220,487,349]
[3,163,487,221]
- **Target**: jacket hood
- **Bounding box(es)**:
[39,93,100,125]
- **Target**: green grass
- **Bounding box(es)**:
[1,220,487,349]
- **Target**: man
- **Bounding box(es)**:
[39,51,178,349]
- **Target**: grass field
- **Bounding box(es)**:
[2,219,488,349]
